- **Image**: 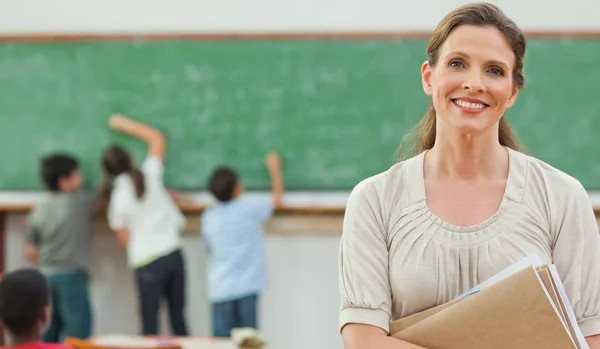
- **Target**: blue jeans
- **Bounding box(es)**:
[43,271,92,342]
[212,294,259,338]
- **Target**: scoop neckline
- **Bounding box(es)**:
[409,146,519,233]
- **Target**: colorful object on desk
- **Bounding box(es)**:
[66,336,182,349]
[81,335,238,349]
[230,328,266,349]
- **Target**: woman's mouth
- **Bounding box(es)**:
[451,98,489,113]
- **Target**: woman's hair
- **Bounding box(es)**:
[397,2,526,158]
[95,145,145,216]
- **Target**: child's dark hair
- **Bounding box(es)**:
[0,268,50,338]
[95,145,145,217]
[101,145,145,199]
[208,167,239,202]
[40,154,78,191]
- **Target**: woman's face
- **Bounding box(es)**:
[421,25,520,138]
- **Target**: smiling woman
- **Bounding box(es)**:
[338,2,600,349]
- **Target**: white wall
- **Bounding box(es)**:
[0,1,598,349]
[0,0,598,34]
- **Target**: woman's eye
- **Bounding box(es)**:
[489,67,504,76]
[450,60,463,69]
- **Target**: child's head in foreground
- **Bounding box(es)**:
[0,268,51,343]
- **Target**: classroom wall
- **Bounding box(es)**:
[0,0,599,34]
[5,210,343,349]
[1,1,598,349]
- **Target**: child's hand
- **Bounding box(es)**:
[24,243,38,264]
[265,152,281,171]
[108,114,131,130]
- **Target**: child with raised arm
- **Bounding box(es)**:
[99,114,188,336]
[202,153,284,338]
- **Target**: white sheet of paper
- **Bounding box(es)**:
[456,253,544,299]
[548,265,590,349]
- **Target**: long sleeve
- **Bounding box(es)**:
[338,179,392,333]
[550,178,600,337]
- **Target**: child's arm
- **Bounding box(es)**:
[24,244,37,264]
[108,114,166,161]
[24,214,39,264]
[114,229,130,247]
[265,152,284,209]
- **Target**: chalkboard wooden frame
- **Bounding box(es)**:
[1,30,599,213]
[0,31,599,345]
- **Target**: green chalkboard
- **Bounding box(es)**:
[0,39,599,190]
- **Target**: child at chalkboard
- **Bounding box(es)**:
[26,154,93,342]
[98,114,188,336]
[202,152,284,338]
[0,268,74,349]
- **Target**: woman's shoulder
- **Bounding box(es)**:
[514,150,589,212]
[520,151,585,193]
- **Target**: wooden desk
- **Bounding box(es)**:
[0,204,31,273]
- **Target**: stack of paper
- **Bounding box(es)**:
[389,257,589,349]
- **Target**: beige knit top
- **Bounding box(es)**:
[338,147,600,337]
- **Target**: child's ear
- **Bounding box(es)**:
[39,305,51,332]
[58,177,69,191]
[234,182,245,197]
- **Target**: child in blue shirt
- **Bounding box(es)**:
[202,152,284,338]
